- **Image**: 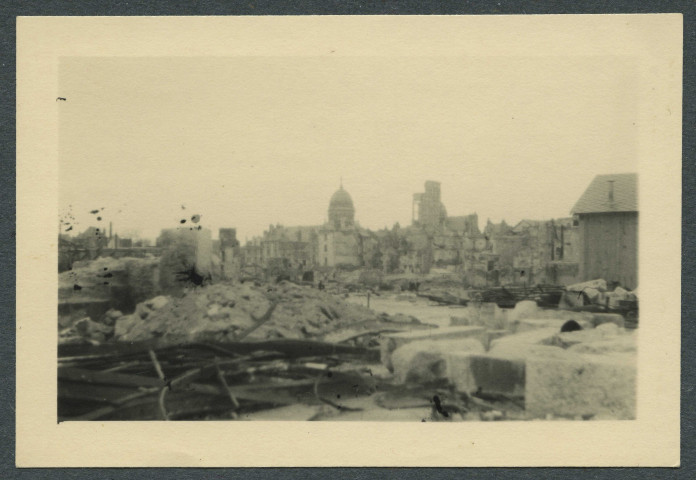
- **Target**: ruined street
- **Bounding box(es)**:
[58,253,638,421]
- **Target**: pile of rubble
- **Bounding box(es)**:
[57,269,639,421]
[58,256,160,344]
[561,278,638,308]
[60,281,424,346]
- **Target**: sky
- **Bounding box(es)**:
[58,55,639,242]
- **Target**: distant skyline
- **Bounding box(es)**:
[59,56,639,241]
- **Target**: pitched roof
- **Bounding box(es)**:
[571,173,637,214]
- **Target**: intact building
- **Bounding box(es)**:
[571,173,638,289]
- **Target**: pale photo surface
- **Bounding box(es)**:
[17,15,681,466]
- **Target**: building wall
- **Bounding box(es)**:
[492,235,524,268]
[193,229,213,277]
[240,242,260,263]
[545,261,580,285]
[219,228,240,280]
[318,229,359,267]
[318,231,331,266]
[243,225,318,273]
[446,214,480,235]
[578,212,638,289]
[413,181,446,227]
[558,221,579,263]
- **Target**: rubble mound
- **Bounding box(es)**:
[114,281,395,345]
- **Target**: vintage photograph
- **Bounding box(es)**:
[56,54,640,422]
[14,14,682,467]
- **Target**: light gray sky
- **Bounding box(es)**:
[59,56,638,241]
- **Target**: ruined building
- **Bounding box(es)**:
[491,218,579,286]
[412,180,448,228]
[232,178,594,287]
[250,224,319,278]
[219,228,241,280]
[156,227,214,289]
[401,181,485,276]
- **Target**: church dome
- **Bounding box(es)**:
[328,185,355,229]
[330,187,354,210]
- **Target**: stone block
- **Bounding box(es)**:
[493,307,509,329]
[392,338,484,384]
[590,313,625,328]
[548,326,622,349]
[447,352,525,396]
[456,305,480,326]
[463,303,505,329]
[596,322,620,334]
[567,333,637,355]
[509,300,539,322]
[526,353,636,419]
[479,302,499,324]
[449,315,470,326]
[380,326,486,370]
[447,345,568,397]
[488,342,567,361]
[484,329,511,350]
[488,327,559,352]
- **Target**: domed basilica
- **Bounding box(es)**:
[328,182,355,230]
[319,182,361,267]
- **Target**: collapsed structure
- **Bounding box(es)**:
[57,174,639,422]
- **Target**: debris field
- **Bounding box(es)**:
[59,261,638,421]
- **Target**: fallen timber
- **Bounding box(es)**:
[58,337,519,421]
[59,338,380,362]
[470,284,566,308]
[416,292,469,306]
[58,339,381,421]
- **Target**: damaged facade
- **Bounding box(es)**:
[232,180,585,287]
[239,182,365,276]
[60,176,635,291]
